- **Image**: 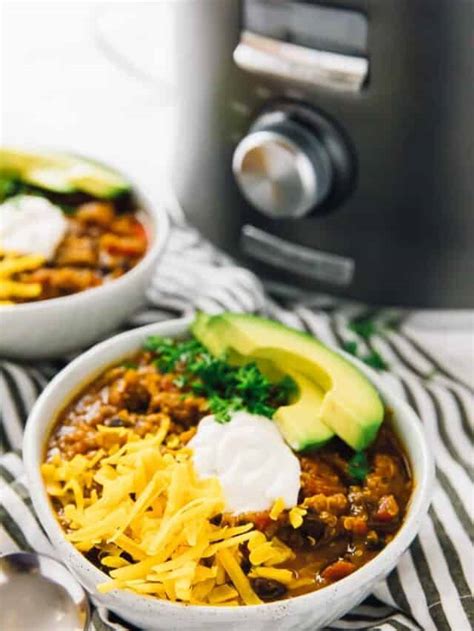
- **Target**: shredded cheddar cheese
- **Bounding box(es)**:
[289,506,307,529]
[0,253,46,277]
[0,251,45,300]
[249,567,294,584]
[269,497,286,520]
[42,421,294,605]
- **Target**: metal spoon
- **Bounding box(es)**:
[0,552,90,630]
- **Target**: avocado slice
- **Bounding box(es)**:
[192,312,384,451]
[194,313,333,450]
[273,370,333,450]
[0,148,130,198]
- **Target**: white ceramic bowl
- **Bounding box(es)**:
[24,317,434,631]
[0,191,169,359]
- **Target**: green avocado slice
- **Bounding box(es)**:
[0,148,130,198]
[273,370,333,451]
[192,312,384,451]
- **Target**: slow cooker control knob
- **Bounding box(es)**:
[232,114,333,219]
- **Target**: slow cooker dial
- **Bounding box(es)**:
[233,112,334,219]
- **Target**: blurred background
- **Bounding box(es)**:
[1,1,473,322]
[1,2,177,196]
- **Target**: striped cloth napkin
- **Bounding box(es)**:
[0,202,472,631]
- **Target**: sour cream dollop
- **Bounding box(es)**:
[0,195,68,260]
[189,412,301,514]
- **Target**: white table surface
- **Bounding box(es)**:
[1,1,178,198]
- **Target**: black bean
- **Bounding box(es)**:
[365,530,385,550]
[106,417,128,427]
[251,578,287,601]
[85,547,101,567]
[301,515,325,540]
[276,525,306,549]
[239,542,251,573]
[123,387,151,413]
[201,556,214,568]
[240,557,251,574]
[210,514,222,526]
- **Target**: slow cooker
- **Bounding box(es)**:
[172,0,474,308]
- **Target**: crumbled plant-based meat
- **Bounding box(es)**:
[9,199,147,303]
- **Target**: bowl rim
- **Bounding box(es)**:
[23,316,435,618]
[0,186,169,314]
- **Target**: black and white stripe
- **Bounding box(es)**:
[1,206,472,630]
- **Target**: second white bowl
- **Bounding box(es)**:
[0,191,169,359]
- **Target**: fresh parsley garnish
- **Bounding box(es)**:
[362,350,387,370]
[348,319,377,340]
[342,340,358,356]
[348,451,370,482]
[144,337,202,373]
[0,175,19,202]
[144,335,295,423]
[343,340,388,371]
[122,361,138,370]
[207,394,244,423]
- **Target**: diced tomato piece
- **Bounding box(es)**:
[132,221,147,240]
[321,560,357,582]
[100,233,146,257]
[253,514,272,531]
[375,495,399,522]
[352,517,369,536]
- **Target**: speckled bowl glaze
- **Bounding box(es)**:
[0,186,168,360]
[23,318,434,631]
